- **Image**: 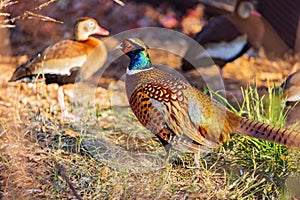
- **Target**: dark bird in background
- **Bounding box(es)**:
[9,17,109,118]
[181,0,264,76]
[117,37,300,167]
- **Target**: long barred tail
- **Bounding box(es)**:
[234,117,300,148]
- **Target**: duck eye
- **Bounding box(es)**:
[89,21,95,27]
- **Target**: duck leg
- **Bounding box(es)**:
[58,86,72,118]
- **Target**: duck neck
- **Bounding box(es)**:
[75,32,89,41]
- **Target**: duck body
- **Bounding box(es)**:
[9,17,109,118]
[10,17,109,85]
[10,37,103,85]
[118,38,300,167]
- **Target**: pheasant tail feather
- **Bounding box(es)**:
[234,117,300,148]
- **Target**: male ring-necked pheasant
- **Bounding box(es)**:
[9,17,109,118]
[117,37,300,167]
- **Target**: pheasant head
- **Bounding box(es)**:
[116,38,152,74]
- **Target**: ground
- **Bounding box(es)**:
[1,0,300,199]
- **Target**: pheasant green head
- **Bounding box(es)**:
[117,38,152,73]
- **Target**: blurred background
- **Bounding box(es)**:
[0,0,299,56]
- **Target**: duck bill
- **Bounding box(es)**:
[95,26,110,36]
[251,9,261,17]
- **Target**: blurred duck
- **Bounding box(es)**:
[280,69,300,102]
[181,0,264,76]
[9,17,109,118]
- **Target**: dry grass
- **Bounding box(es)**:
[0,0,61,28]
[1,75,300,199]
[0,51,300,199]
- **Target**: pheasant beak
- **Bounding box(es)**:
[94,25,110,36]
[114,43,123,51]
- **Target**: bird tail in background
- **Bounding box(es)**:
[233,116,300,148]
[9,51,43,82]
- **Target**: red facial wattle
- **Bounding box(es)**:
[122,40,134,53]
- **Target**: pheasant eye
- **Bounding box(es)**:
[123,41,132,48]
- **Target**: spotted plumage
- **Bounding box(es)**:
[117,37,300,167]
